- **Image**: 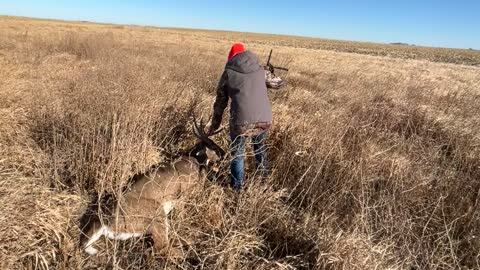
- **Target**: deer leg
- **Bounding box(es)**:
[104,226,143,241]
[83,223,106,255]
[150,217,182,258]
[162,201,174,241]
[149,200,173,252]
[151,219,169,254]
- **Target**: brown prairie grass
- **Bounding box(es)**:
[0,16,479,269]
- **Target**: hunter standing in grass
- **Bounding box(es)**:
[208,43,272,191]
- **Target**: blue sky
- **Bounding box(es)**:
[1,0,479,49]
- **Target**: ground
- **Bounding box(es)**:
[0,16,479,269]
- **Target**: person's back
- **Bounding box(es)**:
[208,43,272,190]
[224,51,272,128]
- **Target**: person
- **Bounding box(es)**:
[207,43,272,191]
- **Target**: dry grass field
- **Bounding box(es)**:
[1,16,480,269]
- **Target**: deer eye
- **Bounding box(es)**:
[195,149,205,156]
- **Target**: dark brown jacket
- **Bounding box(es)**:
[210,51,272,136]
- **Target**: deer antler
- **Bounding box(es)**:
[192,113,226,158]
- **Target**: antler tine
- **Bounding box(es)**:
[191,112,226,158]
[193,125,201,139]
[192,113,208,140]
[192,113,202,138]
[192,112,197,128]
[198,117,211,138]
[211,127,224,136]
[199,118,205,134]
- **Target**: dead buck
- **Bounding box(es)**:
[79,116,225,256]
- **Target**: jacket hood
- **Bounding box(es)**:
[226,51,262,74]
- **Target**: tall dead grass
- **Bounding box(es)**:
[0,17,479,269]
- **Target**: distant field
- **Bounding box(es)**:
[162,27,480,67]
[1,16,479,269]
[2,16,480,66]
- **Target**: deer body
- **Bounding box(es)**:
[81,157,204,255]
[80,117,225,256]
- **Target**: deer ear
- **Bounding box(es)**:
[205,148,218,160]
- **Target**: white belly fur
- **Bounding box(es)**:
[84,201,175,255]
[105,226,143,240]
[84,225,143,255]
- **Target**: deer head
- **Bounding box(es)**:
[190,114,226,171]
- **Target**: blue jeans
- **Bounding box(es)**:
[230,130,268,190]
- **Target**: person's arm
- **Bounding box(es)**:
[208,70,229,134]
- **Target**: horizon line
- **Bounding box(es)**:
[2,14,478,51]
